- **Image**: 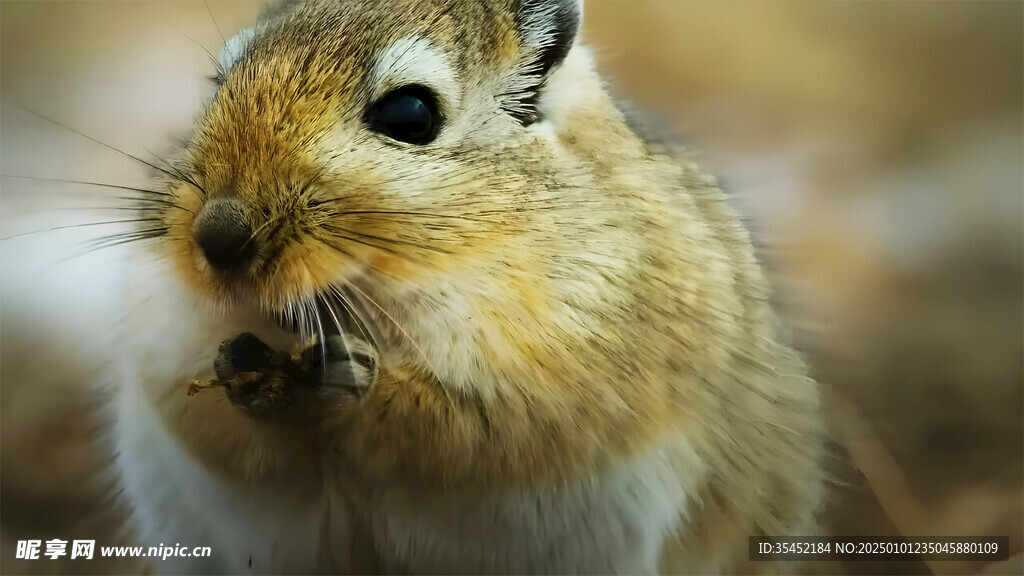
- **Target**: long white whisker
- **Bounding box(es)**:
[286,301,295,333]
[330,290,374,351]
[317,291,347,336]
[317,291,360,387]
[301,299,315,343]
[330,285,386,353]
[310,297,328,383]
[343,281,441,386]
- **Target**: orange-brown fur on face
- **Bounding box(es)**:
[159,0,537,310]
[147,0,825,571]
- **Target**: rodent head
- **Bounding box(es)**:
[142,1,798,492]
[156,0,593,325]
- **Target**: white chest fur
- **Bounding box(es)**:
[112,256,324,573]
[114,380,326,573]
[111,256,702,574]
[353,443,702,574]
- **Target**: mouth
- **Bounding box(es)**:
[268,289,335,334]
[271,291,349,338]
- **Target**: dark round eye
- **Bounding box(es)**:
[366,85,440,145]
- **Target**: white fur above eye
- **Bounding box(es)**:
[368,35,461,113]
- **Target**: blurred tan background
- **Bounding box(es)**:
[2,1,1021,574]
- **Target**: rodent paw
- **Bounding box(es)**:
[213,332,288,379]
[188,332,377,417]
[192,333,313,418]
[221,369,297,417]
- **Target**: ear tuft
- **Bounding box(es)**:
[216,26,259,82]
[517,0,582,79]
[503,0,583,125]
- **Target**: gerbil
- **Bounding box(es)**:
[111,0,826,573]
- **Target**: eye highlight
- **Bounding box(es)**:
[366,85,440,145]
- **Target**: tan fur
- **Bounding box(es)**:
[137,0,825,572]
[159,381,323,491]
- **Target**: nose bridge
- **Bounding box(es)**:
[189,118,316,275]
[199,96,323,204]
[194,125,298,218]
[189,42,344,269]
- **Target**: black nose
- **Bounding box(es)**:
[193,198,255,272]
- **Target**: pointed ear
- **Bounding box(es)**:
[218,26,259,74]
[505,0,583,125]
